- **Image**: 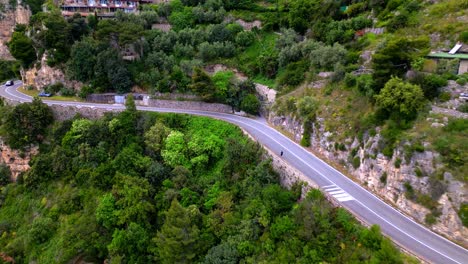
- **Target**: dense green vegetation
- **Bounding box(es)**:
[0,100,405,263]
[3,0,467,250]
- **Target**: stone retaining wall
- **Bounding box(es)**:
[147,99,233,113]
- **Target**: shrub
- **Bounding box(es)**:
[457,103,468,113]
[380,172,387,184]
[404,181,415,200]
[394,158,402,168]
[460,31,468,42]
[459,203,468,227]
[456,78,467,86]
[414,167,423,177]
[240,94,260,115]
[438,91,451,102]
[277,60,308,87]
[60,88,76,97]
[425,213,437,225]
[352,156,360,169]
[344,73,356,88]
[300,120,311,147]
[0,164,11,186]
[78,85,93,99]
[356,74,374,96]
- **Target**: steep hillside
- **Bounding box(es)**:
[0,99,408,263]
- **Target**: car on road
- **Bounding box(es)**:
[5,80,14,86]
[38,91,52,97]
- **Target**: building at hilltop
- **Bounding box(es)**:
[60,0,155,17]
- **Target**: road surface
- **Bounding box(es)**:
[1,82,467,263]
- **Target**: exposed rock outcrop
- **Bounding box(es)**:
[0,0,31,60]
[22,53,83,90]
[0,138,37,181]
[268,113,468,247]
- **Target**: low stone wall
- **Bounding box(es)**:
[147,99,233,113]
[49,104,122,121]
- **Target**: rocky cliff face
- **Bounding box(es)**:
[0,138,37,181]
[22,53,83,90]
[269,113,468,247]
[0,0,31,60]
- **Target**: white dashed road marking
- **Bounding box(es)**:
[322,184,355,202]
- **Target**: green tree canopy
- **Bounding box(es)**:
[8,32,37,68]
[372,36,429,92]
[1,98,54,149]
[375,77,426,122]
[152,199,201,263]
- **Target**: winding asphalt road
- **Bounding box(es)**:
[1,82,467,263]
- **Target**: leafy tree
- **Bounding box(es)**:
[144,122,172,155]
[410,73,447,100]
[1,98,54,149]
[204,243,239,264]
[296,96,319,121]
[67,38,97,82]
[67,13,89,41]
[375,77,425,122]
[96,193,118,229]
[7,32,37,68]
[161,131,189,168]
[0,60,20,82]
[0,164,11,186]
[372,37,429,91]
[112,174,155,226]
[29,217,56,244]
[240,94,260,115]
[39,12,72,66]
[152,199,201,263]
[189,68,216,102]
[108,222,150,263]
[95,48,133,93]
[309,43,347,71]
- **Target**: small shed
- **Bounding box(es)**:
[427,52,468,75]
[426,42,468,74]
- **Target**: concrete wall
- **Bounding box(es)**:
[459,59,468,74]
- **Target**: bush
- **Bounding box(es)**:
[438,91,451,102]
[414,167,423,177]
[460,31,468,42]
[60,88,76,97]
[78,85,93,99]
[457,103,468,113]
[394,158,402,168]
[344,73,356,88]
[352,156,361,169]
[277,60,308,87]
[300,120,311,147]
[0,164,11,186]
[411,74,448,100]
[380,172,387,184]
[240,94,260,115]
[46,82,64,94]
[459,203,468,227]
[456,78,467,86]
[404,181,415,200]
[425,213,437,225]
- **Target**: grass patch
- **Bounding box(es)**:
[18,86,84,102]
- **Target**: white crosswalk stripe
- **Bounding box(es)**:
[322,184,355,202]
